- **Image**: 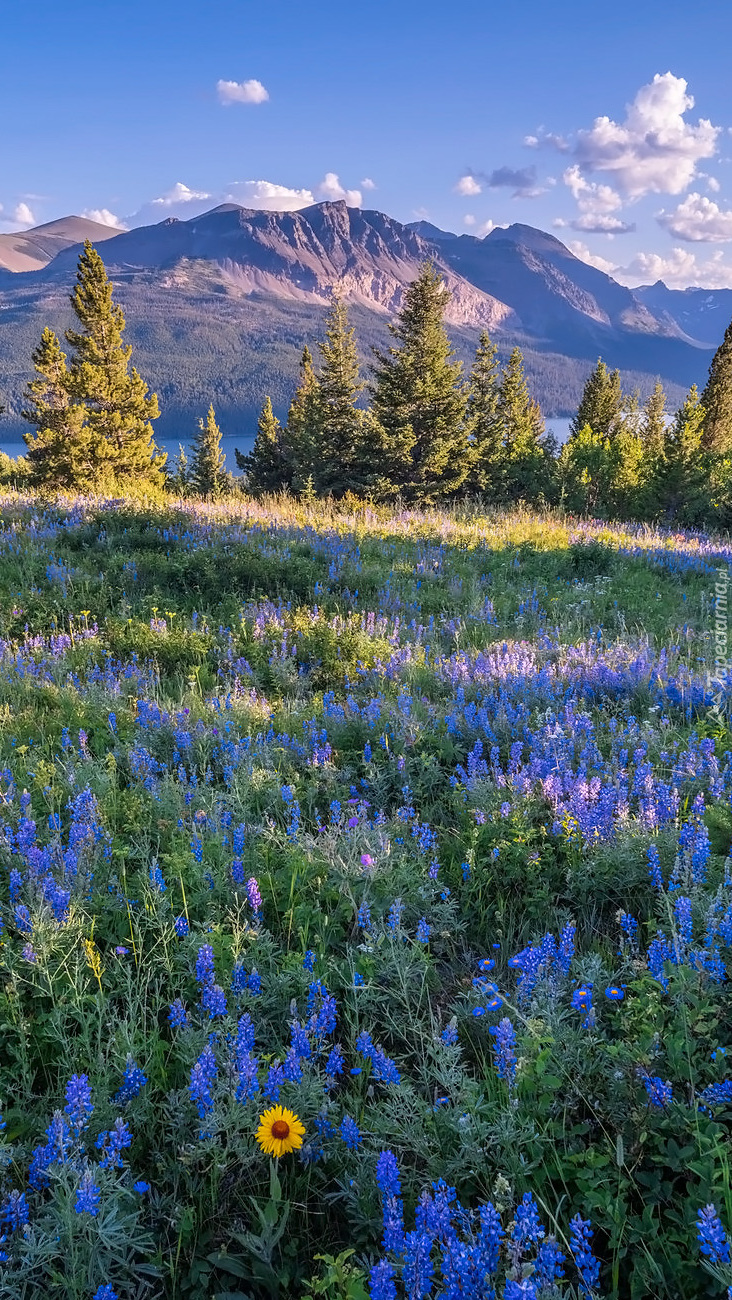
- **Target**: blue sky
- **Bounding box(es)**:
[3,0,732,286]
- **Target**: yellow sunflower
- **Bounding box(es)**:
[255,1105,305,1158]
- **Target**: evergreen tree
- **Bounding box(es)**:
[464,331,502,497]
[168,444,190,495]
[701,319,732,454]
[659,385,708,520]
[497,348,551,503]
[641,380,667,455]
[316,297,365,494]
[65,241,165,487]
[607,427,646,518]
[370,262,469,503]
[238,396,290,494]
[22,327,107,489]
[190,404,226,497]
[571,359,625,440]
[284,346,322,487]
[558,425,612,514]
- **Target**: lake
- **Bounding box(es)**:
[0,419,573,470]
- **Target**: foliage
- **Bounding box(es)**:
[370,262,470,503]
[189,404,227,499]
[701,319,732,455]
[22,244,165,494]
[0,495,730,1298]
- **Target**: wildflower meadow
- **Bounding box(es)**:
[0,492,731,1300]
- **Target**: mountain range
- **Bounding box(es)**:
[0,201,727,441]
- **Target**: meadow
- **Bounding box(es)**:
[0,492,731,1300]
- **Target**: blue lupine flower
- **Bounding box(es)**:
[570,1213,601,1297]
[357,900,372,930]
[416,917,431,944]
[441,1022,458,1046]
[134,1181,151,1195]
[674,895,693,950]
[641,1074,673,1108]
[375,1151,404,1254]
[512,1191,545,1251]
[168,998,188,1029]
[0,1191,29,1231]
[647,843,663,889]
[92,1288,118,1300]
[195,944,215,985]
[64,1074,93,1134]
[202,983,228,1019]
[189,1044,217,1119]
[534,1236,566,1285]
[174,915,189,937]
[114,1058,147,1105]
[402,1229,434,1297]
[264,1063,284,1102]
[340,1115,361,1149]
[303,949,316,971]
[75,1170,101,1217]
[697,1203,731,1263]
[325,1045,344,1081]
[369,1261,396,1300]
[489,1018,518,1090]
[96,1118,132,1170]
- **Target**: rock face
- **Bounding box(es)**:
[0,203,719,435]
[36,202,513,329]
[635,281,732,347]
[0,216,123,273]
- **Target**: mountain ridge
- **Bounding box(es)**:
[0,201,724,439]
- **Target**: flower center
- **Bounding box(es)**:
[271,1119,290,1140]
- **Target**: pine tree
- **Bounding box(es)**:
[22,327,109,489]
[571,359,625,440]
[284,346,322,487]
[660,385,708,520]
[168,444,190,495]
[370,262,469,504]
[640,380,666,452]
[65,241,165,487]
[497,348,551,503]
[190,405,226,497]
[701,319,732,453]
[315,297,366,495]
[464,331,502,497]
[238,396,289,494]
[558,425,612,514]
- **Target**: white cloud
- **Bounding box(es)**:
[571,213,635,234]
[476,219,500,237]
[571,73,720,198]
[226,180,316,209]
[455,174,482,196]
[524,130,570,152]
[126,178,332,228]
[13,201,35,228]
[361,177,376,190]
[81,208,123,228]
[562,164,633,234]
[657,191,732,242]
[563,164,622,213]
[216,78,269,105]
[615,246,732,289]
[567,241,619,275]
[463,214,476,226]
[315,173,362,206]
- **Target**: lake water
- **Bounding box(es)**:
[0,419,573,470]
